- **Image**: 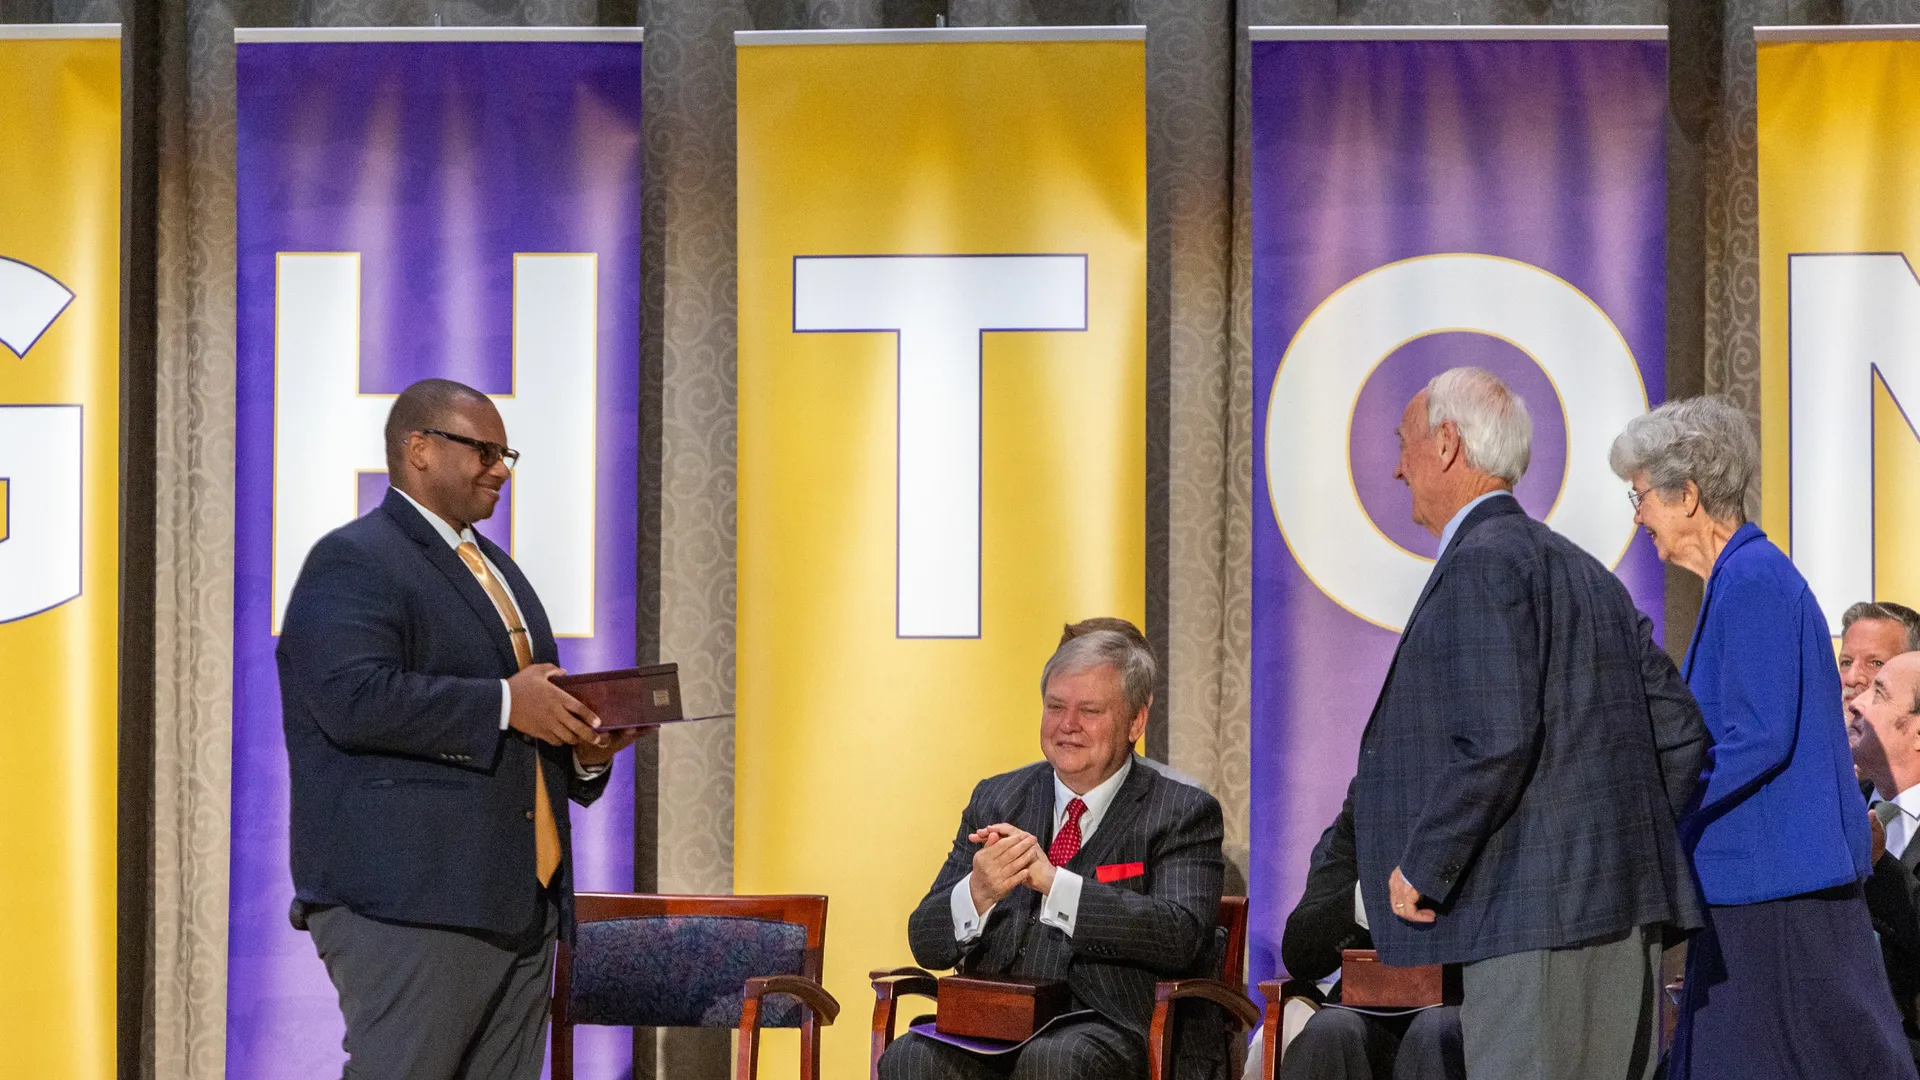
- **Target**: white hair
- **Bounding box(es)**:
[1424,367,1532,483]
[1040,630,1156,717]
[1607,396,1758,524]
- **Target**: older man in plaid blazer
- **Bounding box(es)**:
[1352,368,1709,1080]
[878,629,1228,1080]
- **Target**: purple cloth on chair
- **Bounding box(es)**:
[905,1011,1100,1056]
[568,914,808,1028]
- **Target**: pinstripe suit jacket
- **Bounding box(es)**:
[1352,494,1709,967]
[905,757,1226,1060]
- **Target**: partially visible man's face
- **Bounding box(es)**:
[1392,391,1454,538]
[1852,653,1920,797]
[1041,664,1146,796]
[403,396,512,529]
[1843,617,1911,727]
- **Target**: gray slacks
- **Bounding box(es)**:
[878,1019,1145,1080]
[306,898,557,1080]
[1280,1005,1464,1080]
[1458,926,1660,1080]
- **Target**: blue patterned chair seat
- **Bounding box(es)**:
[568,914,810,1028]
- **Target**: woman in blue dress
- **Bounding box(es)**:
[1609,396,1913,1079]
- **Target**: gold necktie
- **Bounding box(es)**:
[455,541,562,886]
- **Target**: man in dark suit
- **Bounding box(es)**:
[879,629,1227,1080]
[1853,651,1920,1065]
[1352,367,1708,1079]
[277,378,636,1080]
[1277,794,1462,1080]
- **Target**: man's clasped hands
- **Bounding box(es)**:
[967,824,1059,915]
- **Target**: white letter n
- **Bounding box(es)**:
[1790,253,1920,633]
[793,255,1087,638]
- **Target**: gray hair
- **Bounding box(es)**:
[1842,601,1920,652]
[1040,629,1155,718]
[1425,367,1532,483]
[1608,396,1759,524]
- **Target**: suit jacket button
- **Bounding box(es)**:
[525,810,535,821]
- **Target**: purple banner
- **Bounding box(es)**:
[232,36,642,1079]
[1249,36,1668,992]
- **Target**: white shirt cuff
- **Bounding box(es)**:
[572,751,609,781]
[951,877,991,943]
[1039,868,1083,936]
[499,680,512,730]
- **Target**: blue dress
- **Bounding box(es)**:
[1668,524,1915,1079]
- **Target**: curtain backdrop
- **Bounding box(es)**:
[2,0,1910,1076]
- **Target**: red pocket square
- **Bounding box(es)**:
[1096,862,1145,884]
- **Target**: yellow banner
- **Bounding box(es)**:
[1758,37,1920,626]
[0,29,121,1080]
[736,31,1145,1080]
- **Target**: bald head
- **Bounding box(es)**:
[385,378,493,474]
[1886,653,1920,718]
[1854,651,1920,799]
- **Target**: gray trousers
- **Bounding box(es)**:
[306,898,557,1080]
[1458,926,1660,1080]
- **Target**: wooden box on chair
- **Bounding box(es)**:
[933,976,1073,1042]
[1338,949,1460,1008]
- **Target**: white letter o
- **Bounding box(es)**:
[1265,254,1647,631]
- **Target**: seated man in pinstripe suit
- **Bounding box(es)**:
[879,629,1228,1080]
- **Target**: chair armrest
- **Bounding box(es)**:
[870,967,940,1080]
[1148,978,1262,1080]
[870,966,938,989]
[1153,978,1261,1029]
[742,974,841,1025]
[1255,980,1310,1080]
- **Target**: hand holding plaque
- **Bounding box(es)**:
[549,663,732,732]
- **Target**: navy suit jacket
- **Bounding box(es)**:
[1679,522,1870,904]
[1353,494,1709,966]
[277,488,608,939]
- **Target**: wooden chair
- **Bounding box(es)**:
[868,896,1261,1080]
[552,893,841,1080]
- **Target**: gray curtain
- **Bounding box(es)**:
[6,0,1910,1074]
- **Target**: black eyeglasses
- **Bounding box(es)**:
[419,429,520,469]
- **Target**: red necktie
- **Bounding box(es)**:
[1049,798,1087,867]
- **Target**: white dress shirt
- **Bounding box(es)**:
[392,488,604,779]
[1887,785,1920,862]
[951,757,1134,943]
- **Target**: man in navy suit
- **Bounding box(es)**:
[1351,368,1708,1080]
[278,378,636,1080]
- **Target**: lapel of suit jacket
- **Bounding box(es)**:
[1362,494,1523,732]
[1069,758,1153,875]
[991,767,1055,935]
[1016,766,1054,854]
[1900,822,1920,876]
[380,489,520,675]
[473,531,556,665]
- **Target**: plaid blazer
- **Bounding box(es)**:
[905,758,1226,1067]
[1352,494,1709,966]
